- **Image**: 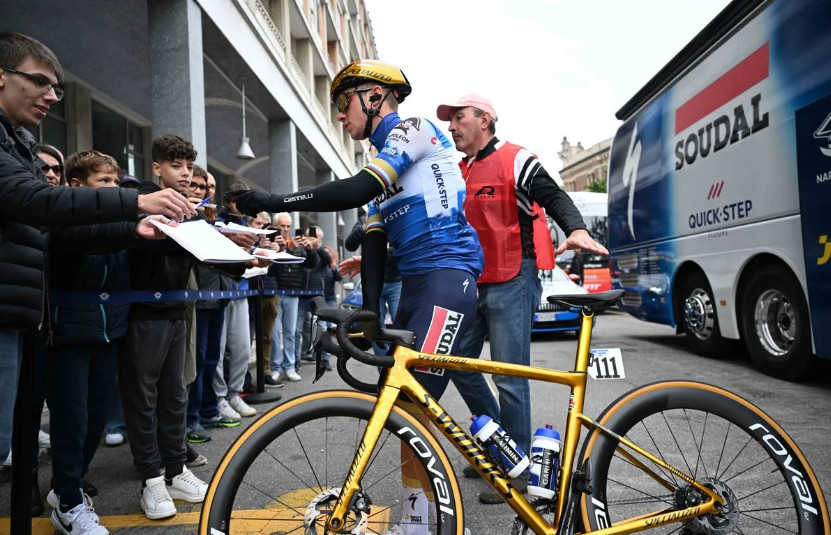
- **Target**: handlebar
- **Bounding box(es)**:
[311,296,395,368]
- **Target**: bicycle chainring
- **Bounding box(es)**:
[305,487,370,535]
[675,477,740,535]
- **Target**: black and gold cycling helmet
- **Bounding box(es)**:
[330,59,412,110]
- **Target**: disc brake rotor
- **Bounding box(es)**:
[305,487,370,535]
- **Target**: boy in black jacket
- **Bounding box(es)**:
[119,136,216,521]
[46,150,167,535]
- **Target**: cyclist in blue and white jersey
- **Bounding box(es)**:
[231,59,482,381]
[231,60,482,534]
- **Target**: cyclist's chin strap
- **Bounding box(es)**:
[359,90,392,139]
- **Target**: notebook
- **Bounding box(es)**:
[150,219,255,263]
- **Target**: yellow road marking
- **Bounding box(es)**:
[2,489,391,534]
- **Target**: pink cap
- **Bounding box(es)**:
[436,93,498,122]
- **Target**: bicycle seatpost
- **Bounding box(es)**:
[574,306,596,374]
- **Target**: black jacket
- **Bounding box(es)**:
[274,239,318,289]
[0,108,140,330]
[126,181,196,322]
[49,231,135,346]
[298,247,331,295]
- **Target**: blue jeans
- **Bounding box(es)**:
[46,342,118,507]
[105,379,127,436]
[450,259,542,454]
[0,328,21,463]
[295,297,312,362]
[189,306,225,423]
[271,296,299,373]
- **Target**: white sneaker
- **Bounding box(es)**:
[51,502,108,535]
[217,398,241,420]
[228,395,257,417]
[141,475,176,520]
[39,430,51,449]
[47,489,94,509]
[167,467,208,503]
[105,433,124,446]
[284,369,302,382]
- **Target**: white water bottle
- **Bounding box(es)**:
[527,425,561,499]
[470,415,530,478]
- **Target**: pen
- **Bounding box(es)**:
[195,195,212,209]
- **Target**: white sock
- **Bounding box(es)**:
[401,486,429,535]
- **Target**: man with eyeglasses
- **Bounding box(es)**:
[0,32,196,535]
[229,59,483,535]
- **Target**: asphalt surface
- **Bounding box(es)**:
[2,309,829,534]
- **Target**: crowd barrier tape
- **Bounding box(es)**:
[50,288,322,305]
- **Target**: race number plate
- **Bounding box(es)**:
[588,348,625,380]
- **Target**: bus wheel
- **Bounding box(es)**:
[679,272,727,358]
[740,265,812,380]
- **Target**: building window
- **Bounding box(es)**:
[91,100,146,179]
[25,98,67,155]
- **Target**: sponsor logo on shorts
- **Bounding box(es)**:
[415,306,464,376]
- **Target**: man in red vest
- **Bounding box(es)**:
[437,94,608,503]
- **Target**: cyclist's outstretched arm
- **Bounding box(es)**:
[230,169,385,216]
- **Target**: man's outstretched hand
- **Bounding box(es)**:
[554,229,609,256]
[226,190,274,216]
[137,189,196,221]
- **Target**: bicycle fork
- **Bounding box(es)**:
[327,384,401,532]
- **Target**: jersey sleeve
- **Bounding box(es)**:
[365,204,386,235]
[364,117,436,190]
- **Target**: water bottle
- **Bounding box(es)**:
[527,425,561,499]
[469,415,529,478]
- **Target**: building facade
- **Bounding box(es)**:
[4,0,379,250]
[557,136,612,192]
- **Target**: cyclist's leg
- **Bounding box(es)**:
[199,391,464,535]
[394,269,479,533]
[579,381,829,534]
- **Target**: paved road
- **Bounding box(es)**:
[2,309,829,534]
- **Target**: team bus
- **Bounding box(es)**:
[607,0,831,380]
[550,191,611,293]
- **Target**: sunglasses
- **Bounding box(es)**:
[41,163,63,175]
[2,67,64,101]
[335,88,371,113]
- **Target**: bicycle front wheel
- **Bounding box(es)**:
[199,390,464,535]
[579,381,829,534]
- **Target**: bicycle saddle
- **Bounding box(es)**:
[547,289,626,313]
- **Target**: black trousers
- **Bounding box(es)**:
[119,319,187,481]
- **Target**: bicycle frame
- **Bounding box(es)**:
[326,309,724,535]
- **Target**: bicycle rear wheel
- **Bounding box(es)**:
[199,390,464,535]
[579,381,828,534]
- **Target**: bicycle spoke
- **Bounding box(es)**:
[713,418,732,478]
[686,409,710,481]
[660,411,695,479]
[635,418,681,487]
[294,425,324,491]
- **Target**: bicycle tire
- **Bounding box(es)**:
[199,390,465,535]
[579,381,829,534]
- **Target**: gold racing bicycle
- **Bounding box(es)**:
[199,291,829,535]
